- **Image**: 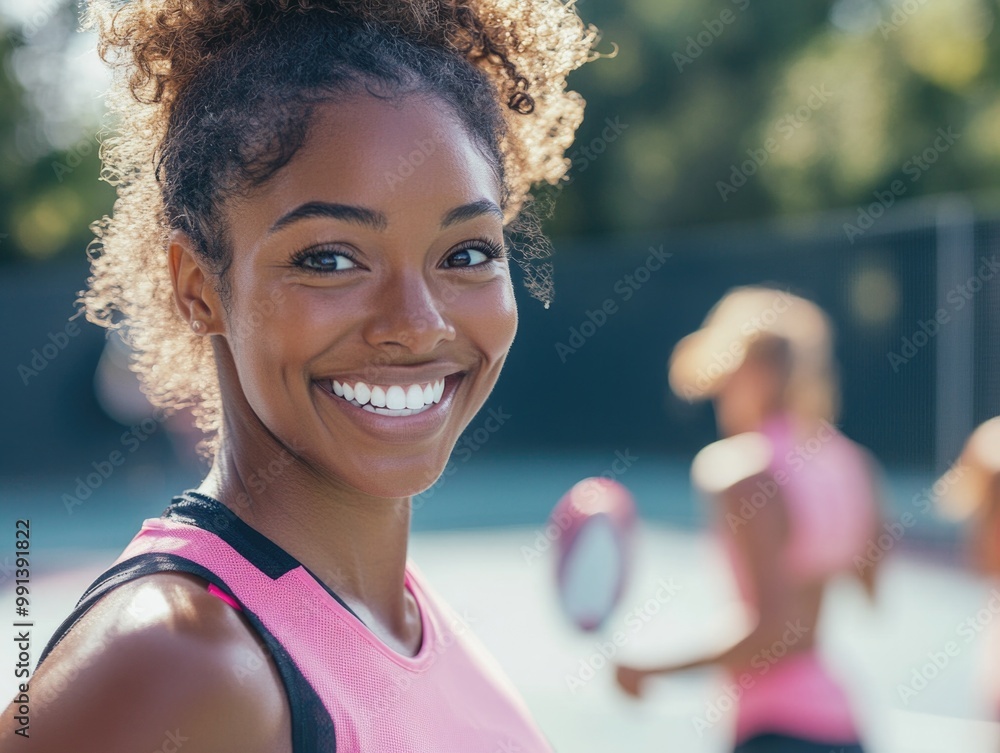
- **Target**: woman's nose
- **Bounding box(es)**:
[362,271,457,354]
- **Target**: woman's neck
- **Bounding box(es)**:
[196,427,421,656]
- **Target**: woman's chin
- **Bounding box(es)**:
[341,463,448,501]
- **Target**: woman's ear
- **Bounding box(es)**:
[168,229,226,335]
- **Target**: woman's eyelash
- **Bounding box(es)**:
[288,238,506,273]
[453,238,507,262]
[288,246,358,272]
[480,238,507,258]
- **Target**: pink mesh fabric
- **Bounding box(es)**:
[760,414,877,581]
[112,518,552,752]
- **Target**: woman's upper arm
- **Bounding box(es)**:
[0,573,290,753]
[693,435,791,619]
[857,445,889,595]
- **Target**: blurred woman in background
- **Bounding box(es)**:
[615,286,884,753]
[935,416,1000,725]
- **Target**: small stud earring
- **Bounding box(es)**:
[191,320,206,334]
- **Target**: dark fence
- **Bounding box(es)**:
[2,193,998,478]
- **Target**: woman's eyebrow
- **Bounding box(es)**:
[268,198,502,235]
[269,202,388,234]
[440,199,504,228]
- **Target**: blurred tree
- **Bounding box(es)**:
[550,0,1000,240]
[0,1,113,266]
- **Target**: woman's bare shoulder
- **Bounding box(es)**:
[0,572,291,753]
[691,432,774,497]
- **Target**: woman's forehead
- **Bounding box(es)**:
[227,94,501,233]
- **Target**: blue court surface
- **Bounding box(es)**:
[0,452,997,752]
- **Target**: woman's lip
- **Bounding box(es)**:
[316,367,466,386]
[313,372,465,444]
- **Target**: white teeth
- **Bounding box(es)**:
[362,405,420,416]
[324,377,450,415]
[386,385,406,410]
[405,384,424,409]
[354,382,371,406]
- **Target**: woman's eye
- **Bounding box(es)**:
[297,250,357,272]
[445,245,497,268]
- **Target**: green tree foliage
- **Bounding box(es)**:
[0,5,114,265]
[550,0,1000,239]
[3,0,1000,261]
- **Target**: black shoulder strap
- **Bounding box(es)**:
[166,491,363,621]
[35,552,336,752]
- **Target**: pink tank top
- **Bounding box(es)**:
[37,492,553,753]
[720,414,876,744]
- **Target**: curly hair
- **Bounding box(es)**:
[79,0,599,453]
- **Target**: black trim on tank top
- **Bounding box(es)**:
[35,552,336,753]
[166,490,363,622]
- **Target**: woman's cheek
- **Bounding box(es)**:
[485,274,518,356]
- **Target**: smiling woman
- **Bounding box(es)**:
[0,2,598,752]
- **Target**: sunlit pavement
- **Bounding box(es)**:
[2,525,997,752]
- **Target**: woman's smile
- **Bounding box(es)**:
[311,370,467,443]
[319,373,453,414]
